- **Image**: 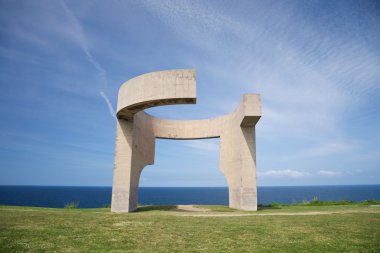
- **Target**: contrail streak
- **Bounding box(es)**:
[61,0,116,119]
[99,91,117,119]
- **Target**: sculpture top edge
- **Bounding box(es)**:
[117,69,196,120]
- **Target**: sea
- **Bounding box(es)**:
[0,185,379,208]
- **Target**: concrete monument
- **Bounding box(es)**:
[111,69,261,212]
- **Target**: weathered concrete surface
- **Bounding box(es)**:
[111,69,261,212]
[117,69,196,120]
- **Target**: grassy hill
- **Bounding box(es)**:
[1,203,380,252]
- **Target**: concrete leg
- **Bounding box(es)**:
[111,119,136,212]
[239,127,257,210]
[220,126,257,211]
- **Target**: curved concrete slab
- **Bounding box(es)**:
[111,69,261,212]
[117,69,196,120]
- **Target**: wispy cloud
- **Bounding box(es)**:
[258,169,309,179]
[99,91,116,119]
[317,170,341,177]
[258,169,353,179]
[1,1,378,186]
[60,0,115,119]
[139,0,380,143]
[60,0,107,85]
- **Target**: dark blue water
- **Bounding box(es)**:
[0,185,379,208]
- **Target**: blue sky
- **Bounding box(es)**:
[0,0,379,187]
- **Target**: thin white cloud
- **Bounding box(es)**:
[99,91,116,119]
[258,169,351,179]
[317,170,341,177]
[139,0,380,146]
[60,1,107,84]
[258,169,309,179]
[61,0,115,119]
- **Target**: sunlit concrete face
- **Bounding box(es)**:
[111,69,261,212]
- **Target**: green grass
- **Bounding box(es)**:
[1,204,380,253]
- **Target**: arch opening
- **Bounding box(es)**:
[138,138,228,206]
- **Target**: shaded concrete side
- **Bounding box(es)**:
[150,114,226,139]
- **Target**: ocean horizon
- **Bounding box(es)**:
[1,184,379,208]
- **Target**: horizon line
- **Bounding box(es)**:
[1,184,379,187]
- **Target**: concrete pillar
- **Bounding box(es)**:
[111,119,137,212]
[220,125,258,210]
[239,126,258,210]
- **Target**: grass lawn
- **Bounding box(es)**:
[1,204,379,252]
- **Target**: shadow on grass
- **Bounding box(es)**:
[134,205,177,212]
[257,204,282,211]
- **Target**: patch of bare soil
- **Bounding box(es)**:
[174,208,380,217]
[172,205,211,212]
